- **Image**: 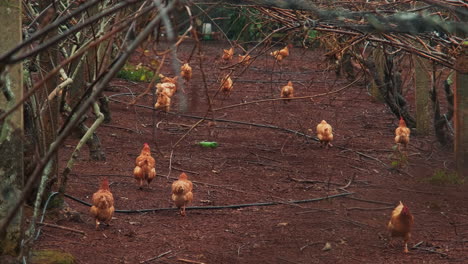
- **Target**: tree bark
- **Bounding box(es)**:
[0,0,24,258]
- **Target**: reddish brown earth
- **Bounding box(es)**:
[34,41,467,264]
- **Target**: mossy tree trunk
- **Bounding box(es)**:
[414,55,432,135]
[454,45,468,177]
[0,0,24,258]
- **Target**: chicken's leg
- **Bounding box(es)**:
[95,219,100,230]
[181,206,186,216]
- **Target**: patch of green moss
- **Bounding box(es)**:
[116,63,155,82]
[31,250,75,264]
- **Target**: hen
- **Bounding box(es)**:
[280,81,294,102]
[171,172,193,216]
[316,120,333,148]
[159,74,178,85]
[222,47,234,62]
[90,178,115,230]
[387,201,414,253]
[220,75,233,94]
[395,117,410,152]
[180,63,192,82]
[270,44,291,62]
[156,82,177,98]
[155,90,171,112]
[133,143,157,189]
[238,54,252,65]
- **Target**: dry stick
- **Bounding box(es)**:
[213,76,360,111]
[344,196,394,206]
[412,241,448,256]
[177,258,206,264]
[37,222,86,235]
[64,192,353,214]
[346,206,394,211]
[290,177,342,186]
[140,250,172,264]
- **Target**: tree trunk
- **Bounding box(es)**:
[414,55,432,135]
[0,0,24,258]
[454,45,468,177]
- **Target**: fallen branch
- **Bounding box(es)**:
[37,222,86,235]
[213,76,360,111]
[345,196,394,206]
[64,192,353,213]
[412,241,448,257]
[140,250,172,264]
[346,206,394,211]
[177,258,206,264]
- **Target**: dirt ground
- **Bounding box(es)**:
[33,41,467,264]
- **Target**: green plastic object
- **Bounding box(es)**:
[198,141,218,148]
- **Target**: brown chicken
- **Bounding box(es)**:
[155,90,171,112]
[395,117,410,152]
[270,44,291,62]
[220,75,233,94]
[387,201,414,253]
[90,178,115,230]
[222,47,234,61]
[171,172,193,216]
[280,81,294,102]
[180,63,192,82]
[133,143,156,189]
[159,74,178,85]
[316,120,333,148]
[238,54,252,65]
[156,82,177,98]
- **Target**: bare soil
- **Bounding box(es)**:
[34,41,467,264]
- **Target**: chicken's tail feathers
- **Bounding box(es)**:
[179,172,189,180]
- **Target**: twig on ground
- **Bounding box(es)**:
[345,196,394,205]
[290,177,342,186]
[213,77,361,111]
[102,124,139,133]
[37,222,86,235]
[397,187,440,195]
[346,206,394,211]
[300,241,324,251]
[140,250,172,264]
[412,241,448,256]
[177,258,206,264]
[338,173,355,192]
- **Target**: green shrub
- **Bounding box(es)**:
[117,63,155,82]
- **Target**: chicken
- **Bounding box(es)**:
[222,47,234,61]
[180,63,192,82]
[220,75,233,94]
[238,54,252,65]
[395,117,410,152]
[270,44,291,62]
[159,74,178,85]
[387,201,414,253]
[133,143,157,189]
[155,90,171,112]
[156,82,177,98]
[171,172,193,216]
[89,178,115,230]
[316,120,333,148]
[280,81,294,102]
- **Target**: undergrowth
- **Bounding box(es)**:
[117,63,155,82]
[424,169,464,185]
